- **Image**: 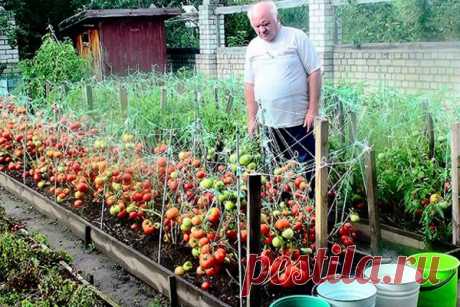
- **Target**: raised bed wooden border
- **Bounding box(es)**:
[0,172,230,307]
[355,219,426,250]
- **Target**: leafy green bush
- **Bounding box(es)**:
[17,33,89,102]
[338,0,460,45]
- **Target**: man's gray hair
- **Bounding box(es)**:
[247,1,278,21]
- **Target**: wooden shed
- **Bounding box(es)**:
[59,8,181,79]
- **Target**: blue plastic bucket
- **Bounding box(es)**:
[269,295,331,307]
[316,279,376,307]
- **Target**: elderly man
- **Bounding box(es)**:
[244,0,321,169]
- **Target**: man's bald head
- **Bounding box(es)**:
[247,1,278,21]
[247,1,280,42]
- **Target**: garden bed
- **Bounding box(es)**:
[0,203,115,306]
[0,171,233,307]
[0,169,376,307]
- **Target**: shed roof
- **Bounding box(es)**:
[59,8,181,32]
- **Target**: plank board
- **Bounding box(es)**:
[315,118,329,249]
[452,123,460,245]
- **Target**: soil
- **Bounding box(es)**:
[4,170,324,307]
[8,170,421,307]
[0,184,169,307]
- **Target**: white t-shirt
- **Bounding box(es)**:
[244,26,320,128]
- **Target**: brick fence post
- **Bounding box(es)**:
[0,8,19,94]
[196,0,223,77]
[309,0,335,81]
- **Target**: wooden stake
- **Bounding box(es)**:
[45,81,51,97]
[120,85,128,118]
[195,90,202,105]
[315,118,329,250]
[422,99,435,159]
[426,112,435,159]
[452,123,460,246]
[168,275,178,307]
[349,111,357,144]
[364,147,381,255]
[85,85,93,111]
[247,174,261,307]
[160,87,167,108]
[214,86,219,109]
[226,92,233,113]
[338,98,345,144]
[84,225,92,247]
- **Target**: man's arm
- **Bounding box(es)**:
[244,83,258,137]
[303,69,321,131]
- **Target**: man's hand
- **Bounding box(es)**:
[245,83,258,138]
[304,69,321,131]
[248,119,258,137]
[303,111,316,131]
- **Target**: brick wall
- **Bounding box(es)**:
[216,47,245,79]
[213,41,460,93]
[0,14,19,95]
[0,37,19,74]
[334,42,460,92]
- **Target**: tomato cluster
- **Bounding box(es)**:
[0,98,360,291]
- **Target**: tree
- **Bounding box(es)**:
[1,0,84,58]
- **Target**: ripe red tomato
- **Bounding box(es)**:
[199,253,216,270]
[331,243,342,255]
[142,219,156,236]
[214,248,226,263]
[201,281,210,290]
[207,208,221,224]
[260,223,270,236]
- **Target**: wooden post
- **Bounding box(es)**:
[349,111,357,144]
[160,87,167,108]
[63,82,69,96]
[195,90,202,105]
[426,112,435,159]
[45,81,51,97]
[168,275,178,307]
[214,86,219,109]
[422,99,435,159]
[120,85,128,118]
[247,174,261,307]
[226,93,233,113]
[84,225,92,248]
[315,118,329,250]
[364,147,381,255]
[452,123,460,246]
[85,85,93,111]
[338,98,345,144]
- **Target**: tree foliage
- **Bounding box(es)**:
[1,0,82,58]
[1,0,459,59]
[225,6,308,47]
[338,0,460,45]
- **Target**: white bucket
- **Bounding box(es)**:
[317,278,377,307]
[364,263,420,307]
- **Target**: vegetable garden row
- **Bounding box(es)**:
[0,205,116,306]
[1,72,459,306]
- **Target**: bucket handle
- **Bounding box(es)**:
[311,283,319,296]
[419,271,456,292]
